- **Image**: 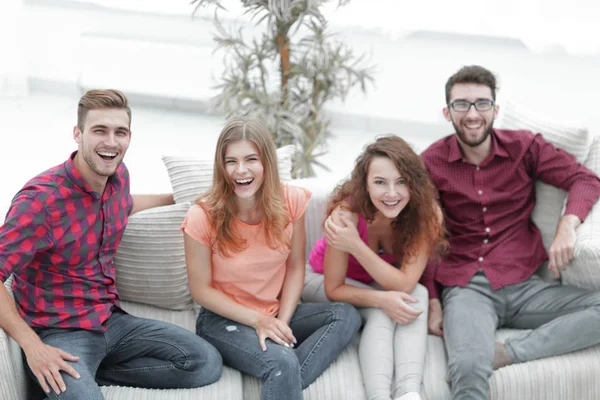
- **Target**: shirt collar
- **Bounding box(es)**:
[447,129,509,163]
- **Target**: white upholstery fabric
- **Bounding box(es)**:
[0,276,28,400]
[562,135,600,290]
[115,203,194,311]
[163,145,295,204]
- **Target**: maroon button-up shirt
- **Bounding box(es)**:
[0,152,133,330]
[421,129,600,299]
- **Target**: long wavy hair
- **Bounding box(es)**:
[327,135,447,261]
[197,119,290,257]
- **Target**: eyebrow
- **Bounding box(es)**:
[90,124,130,132]
[225,153,259,160]
[372,176,403,180]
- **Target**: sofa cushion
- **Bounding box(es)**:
[496,102,591,282]
[561,135,600,290]
[115,203,194,310]
[163,145,295,204]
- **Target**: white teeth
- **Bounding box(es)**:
[97,151,117,157]
[382,200,400,206]
[236,179,253,184]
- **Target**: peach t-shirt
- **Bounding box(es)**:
[181,184,311,316]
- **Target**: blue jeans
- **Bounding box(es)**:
[26,309,222,400]
[196,302,361,400]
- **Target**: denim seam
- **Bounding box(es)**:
[295,310,336,374]
[104,337,190,372]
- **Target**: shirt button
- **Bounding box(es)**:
[483,239,489,244]
[476,166,480,171]
[483,207,487,212]
[485,227,491,233]
[478,257,484,262]
[478,190,483,195]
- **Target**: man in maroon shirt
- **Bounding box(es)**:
[421,65,600,399]
[0,90,222,399]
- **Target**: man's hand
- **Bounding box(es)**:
[379,291,423,324]
[428,298,443,337]
[24,341,80,395]
[324,213,360,254]
[548,214,580,278]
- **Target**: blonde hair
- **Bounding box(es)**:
[197,119,290,257]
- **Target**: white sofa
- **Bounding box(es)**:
[1,125,599,399]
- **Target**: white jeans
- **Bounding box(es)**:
[302,265,428,400]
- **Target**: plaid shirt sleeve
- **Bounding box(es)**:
[0,194,55,282]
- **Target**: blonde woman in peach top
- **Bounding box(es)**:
[182,119,360,400]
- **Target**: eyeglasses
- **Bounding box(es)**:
[448,99,495,112]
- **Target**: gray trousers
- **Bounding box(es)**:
[443,270,600,400]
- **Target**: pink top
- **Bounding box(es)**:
[182,184,311,316]
[308,213,398,283]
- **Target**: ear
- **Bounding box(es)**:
[493,104,500,120]
[73,125,82,144]
[443,107,451,121]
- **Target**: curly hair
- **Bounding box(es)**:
[196,119,290,257]
[327,135,447,261]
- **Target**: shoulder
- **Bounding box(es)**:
[330,203,359,226]
[283,183,312,222]
[183,203,211,225]
[15,164,65,204]
[421,134,454,164]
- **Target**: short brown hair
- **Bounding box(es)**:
[77,89,131,131]
[445,65,498,103]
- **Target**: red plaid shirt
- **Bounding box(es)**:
[421,129,600,299]
[0,152,133,331]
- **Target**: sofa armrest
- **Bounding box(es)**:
[562,135,600,289]
[292,176,343,260]
[0,276,28,400]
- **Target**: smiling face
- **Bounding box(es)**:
[366,156,411,219]
[443,83,499,149]
[224,140,265,201]
[73,108,131,192]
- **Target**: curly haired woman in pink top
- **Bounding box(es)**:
[303,136,447,400]
[182,119,360,400]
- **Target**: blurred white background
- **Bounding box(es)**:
[0,0,599,218]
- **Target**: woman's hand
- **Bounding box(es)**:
[379,291,423,324]
[324,213,360,254]
[253,315,297,351]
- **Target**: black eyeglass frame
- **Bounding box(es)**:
[447,99,495,112]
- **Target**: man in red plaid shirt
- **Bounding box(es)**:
[0,90,222,399]
[421,66,600,399]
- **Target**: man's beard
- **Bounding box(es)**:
[452,119,494,148]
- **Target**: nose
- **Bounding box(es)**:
[236,161,248,174]
[386,182,397,194]
[465,104,480,118]
[105,132,118,147]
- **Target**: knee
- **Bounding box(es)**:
[186,338,223,386]
[264,346,301,379]
[330,302,361,334]
[447,353,491,383]
[411,283,429,302]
